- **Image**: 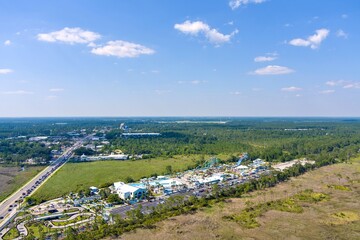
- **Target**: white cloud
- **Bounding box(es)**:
[341,14,348,19]
[4,40,11,46]
[192,80,208,84]
[207,28,238,44]
[336,29,348,39]
[230,91,241,95]
[155,90,172,95]
[289,28,329,49]
[281,86,302,92]
[37,27,101,44]
[320,90,335,94]
[0,69,13,74]
[46,95,58,100]
[49,88,64,92]
[326,80,346,86]
[91,40,155,58]
[1,90,34,95]
[229,0,266,10]
[343,83,360,89]
[326,80,360,89]
[174,21,209,35]
[251,65,294,75]
[174,20,238,44]
[191,80,201,85]
[178,80,207,85]
[254,56,277,62]
[87,42,97,47]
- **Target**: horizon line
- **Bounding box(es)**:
[0,116,360,119]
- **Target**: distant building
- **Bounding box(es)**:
[89,186,99,195]
[29,136,48,141]
[51,149,62,155]
[236,165,249,171]
[195,173,225,185]
[252,158,265,167]
[74,195,101,206]
[113,149,123,154]
[113,182,147,200]
[80,154,128,161]
[122,133,161,137]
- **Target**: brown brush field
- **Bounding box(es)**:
[120,157,360,240]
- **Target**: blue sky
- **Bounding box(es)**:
[0,0,359,117]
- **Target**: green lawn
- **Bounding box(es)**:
[52,214,91,226]
[26,223,53,239]
[32,155,200,202]
[0,166,45,202]
[2,227,20,240]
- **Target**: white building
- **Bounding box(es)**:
[252,158,265,167]
[89,186,99,194]
[195,173,225,185]
[113,182,147,200]
[236,165,249,171]
[80,154,129,161]
[29,136,48,141]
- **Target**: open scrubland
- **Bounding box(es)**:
[0,166,44,202]
[122,157,360,240]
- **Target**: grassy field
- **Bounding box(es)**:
[0,166,45,202]
[32,155,201,202]
[122,156,360,240]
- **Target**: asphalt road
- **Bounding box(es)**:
[0,135,92,231]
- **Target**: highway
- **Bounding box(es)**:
[0,134,92,231]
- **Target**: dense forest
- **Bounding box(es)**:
[0,141,51,164]
[103,118,360,163]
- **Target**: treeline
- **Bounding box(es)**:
[103,121,360,163]
[0,117,120,139]
[58,154,340,240]
[0,140,51,165]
